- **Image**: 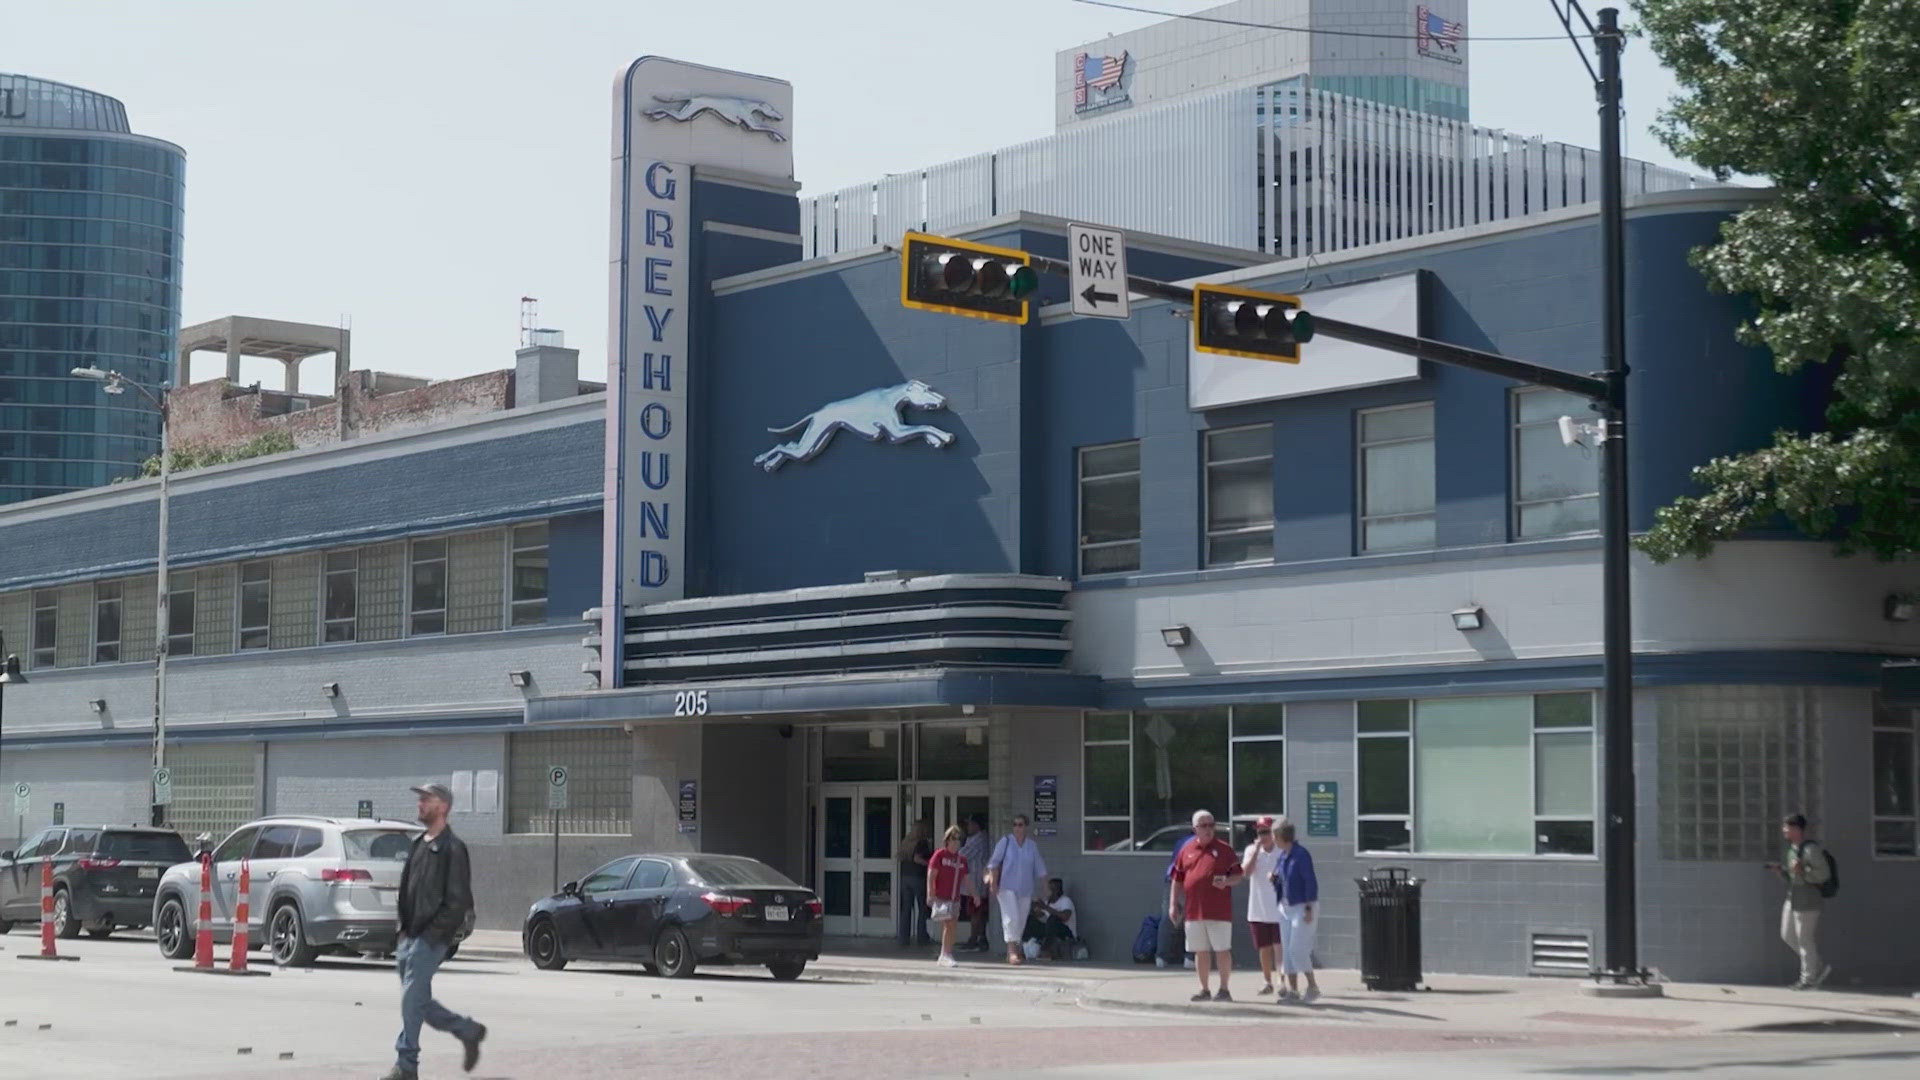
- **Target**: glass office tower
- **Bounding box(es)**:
[0,74,184,503]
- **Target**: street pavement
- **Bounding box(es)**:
[3,928,1918,1079]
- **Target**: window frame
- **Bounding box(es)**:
[322,549,357,644]
[1356,401,1437,554]
[1203,423,1275,568]
[1511,387,1601,540]
[166,575,195,658]
[1354,693,1600,859]
[508,522,549,627]
[1872,703,1919,860]
[237,560,271,651]
[1079,706,1282,855]
[1076,440,1142,577]
[409,537,449,637]
[31,587,56,668]
[93,578,123,664]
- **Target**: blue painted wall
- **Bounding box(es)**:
[545,510,603,625]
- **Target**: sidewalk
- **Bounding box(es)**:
[458,929,1920,1037]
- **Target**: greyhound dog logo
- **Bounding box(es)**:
[753,380,955,472]
[643,93,787,142]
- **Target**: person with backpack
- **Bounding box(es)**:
[1764,812,1835,989]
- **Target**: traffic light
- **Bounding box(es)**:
[1192,283,1314,363]
[900,231,1039,325]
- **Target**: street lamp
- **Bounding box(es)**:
[72,366,172,827]
[0,642,25,792]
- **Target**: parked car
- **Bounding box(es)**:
[151,815,468,967]
[522,853,822,980]
[0,825,191,938]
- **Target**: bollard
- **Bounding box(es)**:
[229,859,251,973]
[15,860,78,963]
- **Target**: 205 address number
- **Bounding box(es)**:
[673,690,710,717]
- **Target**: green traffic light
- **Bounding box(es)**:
[1291,310,1315,343]
[1007,264,1039,299]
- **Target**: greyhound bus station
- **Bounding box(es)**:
[3,8,1919,988]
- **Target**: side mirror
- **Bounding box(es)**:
[561,880,580,897]
[0,850,13,861]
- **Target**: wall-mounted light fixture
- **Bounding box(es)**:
[868,727,888,750]
[88,698,107,714]
[1885,593,1916,623]
[1451,606,1486,632]
[321,682,340,699]
[508,670,532,688]
[1160,625,1193,648]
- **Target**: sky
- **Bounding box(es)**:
[10,0,1695,387]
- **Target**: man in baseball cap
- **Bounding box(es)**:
[385,781,486,1077]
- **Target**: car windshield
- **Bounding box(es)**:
[342,829,418,861]
[686,857,800,889]
[98,831,191,863]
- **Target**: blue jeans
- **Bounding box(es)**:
[897,877,929,946]
[395,935,478,1071]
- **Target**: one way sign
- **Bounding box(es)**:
[1069,223,1130,320]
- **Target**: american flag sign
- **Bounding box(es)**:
[1416,6,1463,54]
[1074,51,1129,109]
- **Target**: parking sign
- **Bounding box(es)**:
[11,781,28,817]
[153,767,173,806]
[547,766,569,810]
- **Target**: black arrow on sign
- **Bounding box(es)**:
[1080,284,1118,307]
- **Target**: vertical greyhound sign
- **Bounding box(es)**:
[603,58,793,687]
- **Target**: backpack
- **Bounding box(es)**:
[1818,849,1839,899]
[1132,915,1160,963]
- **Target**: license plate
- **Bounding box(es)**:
[764,905,789,922]
[138,868,158,879]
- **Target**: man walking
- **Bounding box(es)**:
[386,782,486,1079]
[960,814,992,952]
[1765,812,1833,989]
[1169,810,1242,1001]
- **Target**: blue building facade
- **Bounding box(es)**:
[0,74,184,504]
[2,60,1916,986]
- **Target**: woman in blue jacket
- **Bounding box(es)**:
[1270,817,1321,1002]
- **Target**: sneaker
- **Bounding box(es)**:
[937,954,959,968]
[1214,989,1233,1003]
[1190,990,1213,1002]
[1276,988,1299,1003]
[378,1069,418,1080]
[1301,986,1321,1004]
[459,1023,486,1073]
[1790,981,1810,991]
[1258,983,1275,995]
[1810,964,1832,988]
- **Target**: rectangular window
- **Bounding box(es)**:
[1656,686,1821,861]
[510,523,550,626]
[167,573,196,658]
[1081,705,1277,853]
[1359,403,1436,552]
[1078,441,1140,575]
[31,588,56,668]
[409,538,448,636]
[1081,712,1131,851]
[323,550,357,643]
[1514,388,1600,538]
[1356,693,1596,856]
[508,727,633,834]
[1229,704,1285,846]
[1204,425,1274,567]
[1872,704,1917,857]
[237,561,270,650]
[93,580,122,663]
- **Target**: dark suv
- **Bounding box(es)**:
[0,826,192,938]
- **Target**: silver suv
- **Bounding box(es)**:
[152,815,454,967]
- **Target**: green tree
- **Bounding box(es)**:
[1631,0,1920,561]
[119,429,297,480]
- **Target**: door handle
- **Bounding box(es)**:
[264,871,277,880]
[223,873,236,881]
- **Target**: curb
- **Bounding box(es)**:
[1079,995,1356,1023]
[454,943,1087,993]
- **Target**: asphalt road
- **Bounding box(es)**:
[3,932,1915,1079]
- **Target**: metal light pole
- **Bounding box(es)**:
[72,366,172,828]
[1553,1,1643,985]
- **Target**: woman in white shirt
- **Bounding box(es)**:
[1241,815,1283,995]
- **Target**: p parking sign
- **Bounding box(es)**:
[547,766,570,811]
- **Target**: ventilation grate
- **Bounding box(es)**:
[1531,931,1593,974]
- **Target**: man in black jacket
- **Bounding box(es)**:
[385,782,486,1079]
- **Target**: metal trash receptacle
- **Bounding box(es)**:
[1356,866,1423,991]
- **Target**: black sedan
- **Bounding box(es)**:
[522,853,821,980]
[1,825,191,938]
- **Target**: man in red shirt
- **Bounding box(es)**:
[1168,809,1244,1001]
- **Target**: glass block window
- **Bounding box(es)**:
[1204,424,1274,567]
[1657,686,1821,862]
[193,565,235,656]
[447,531,504,635]
[357,542,406,643]
[121,575,155,664]
[165,742,259,844]
[508,727,632,835]
[54,583,90,668]
[0,592,30,668]
[1078,441,1141,575]
[268,553,319,650]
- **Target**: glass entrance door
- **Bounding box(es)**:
[915,783,991,853]
[817,783,896,937]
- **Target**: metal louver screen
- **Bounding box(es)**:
[1530,931,1592,974]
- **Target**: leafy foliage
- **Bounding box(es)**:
[123,430,297,480]
[1631,0,1920,561]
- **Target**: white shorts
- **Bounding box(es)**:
[1185,919,1232,953]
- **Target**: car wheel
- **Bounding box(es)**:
[767,959,807,981]
[654,926,697,979]
[52,888,81,939]
[526,918,567,971]
[156,897,194,960]
[269,903,320,967]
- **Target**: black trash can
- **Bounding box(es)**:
[1356,866,1423,991]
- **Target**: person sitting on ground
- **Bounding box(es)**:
[1023,878,1077,960]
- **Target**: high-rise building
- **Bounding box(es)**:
[0,74,185,504]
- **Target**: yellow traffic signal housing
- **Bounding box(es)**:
[900,231,1038,325]
[1192,283,1313,363]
